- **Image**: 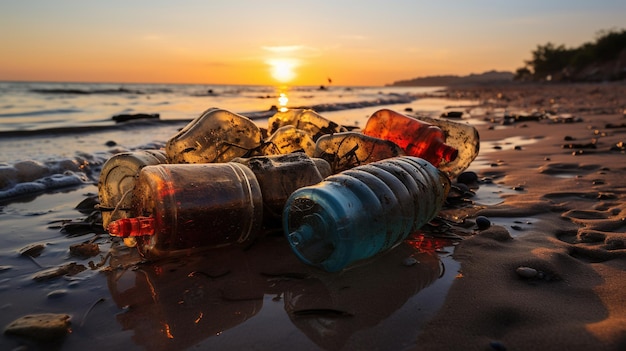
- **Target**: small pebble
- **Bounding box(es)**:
[481,177,493,184]
[69,242,100,259]
[512,185,525,191]
[457,171,478,186]
[514,145,522,150]
[47,290,68,299]
[4,313,71,340]
[402,257,418,266]
[19,244,45,258]
[105,140,117,147]
[475,216,491,230]
[32,262,87,282]
[516,266,538,279]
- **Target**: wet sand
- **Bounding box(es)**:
[417,82,626,350]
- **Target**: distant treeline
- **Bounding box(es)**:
[515,29,626,82]
[388,71,514,87]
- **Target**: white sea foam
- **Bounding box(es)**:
[0,170,90,200]
[0,141,165,202]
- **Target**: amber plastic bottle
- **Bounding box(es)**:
[108,163,263,258]
[106,154,332,257]
[362,109,458,167]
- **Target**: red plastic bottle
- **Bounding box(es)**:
[362,109,458,167]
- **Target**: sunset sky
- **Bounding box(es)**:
[1,1,625,86]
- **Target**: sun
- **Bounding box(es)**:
[267,58,298,83]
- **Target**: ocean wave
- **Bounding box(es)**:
[0,171,91,201]
[0,94,417,136]
[298,94,416,112]
[0,157,96,202]
[0,108,82,118]
[30,87,173,95]
[0,119,189,137]
[0,141,166,202]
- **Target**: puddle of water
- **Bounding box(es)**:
[472,182,516,206]
[481,136,541,153]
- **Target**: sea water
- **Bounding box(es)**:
[0,81,477,201]
[0,81,443,132]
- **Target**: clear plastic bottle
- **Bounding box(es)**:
[283,156,450,272]
[107,163,263,258]
[260,125,316,156]
[362,109,458,168]
[231,152,332,226]
[98,150,167,229]
[267,109,346,141]
[313,131,405,173]
[165,108,262,164]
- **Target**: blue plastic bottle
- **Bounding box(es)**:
[283,156,450,272]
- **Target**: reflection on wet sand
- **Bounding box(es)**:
[106,235,443,350]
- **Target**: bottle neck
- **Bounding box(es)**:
[107,216,155,237]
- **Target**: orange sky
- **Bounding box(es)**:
[1,1,625,86]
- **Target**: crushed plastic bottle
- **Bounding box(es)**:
[107,163,263,258]
[267,109,346,141]
[283,156,450,272]
[362,109,458,167]
[313,131,405,173]
[165,108,262,164]
[231,152,331,225]
[260,125,316,156]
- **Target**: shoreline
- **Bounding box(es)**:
[416,82,626,350]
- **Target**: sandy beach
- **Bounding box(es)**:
[1,82,626,350]
[418,82,626,350]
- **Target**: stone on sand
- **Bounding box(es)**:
[4,313,71,340]
[476,225,513,241]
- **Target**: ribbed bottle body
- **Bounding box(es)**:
[283,156,450,272]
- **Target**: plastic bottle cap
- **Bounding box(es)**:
[107,217,155,238]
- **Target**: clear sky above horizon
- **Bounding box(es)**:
[1,0,625,86]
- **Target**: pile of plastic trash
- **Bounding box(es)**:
[99,107,479,272]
